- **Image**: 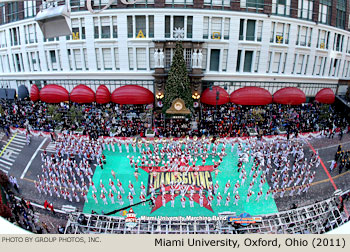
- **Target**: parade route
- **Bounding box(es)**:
[6,132,350,217]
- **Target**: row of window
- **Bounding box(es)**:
[1,46,348,79]
[1,0,349,30]
[1,16,350,53]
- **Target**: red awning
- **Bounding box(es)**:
[273,87,306,105]
[230,87,272,105]
[96,85,111,104]
[315,88,335,104]
[111,85,154,104]
[30,84,39,102]
[200,86,229,106]
[70,84,95,103]
[40,84,69,103]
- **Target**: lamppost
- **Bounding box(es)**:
[155,91,164,129]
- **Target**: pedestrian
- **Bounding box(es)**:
[42,222,50,233]
[49,203,55,215]
[330,160,337,172]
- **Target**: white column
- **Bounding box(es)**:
[259,19,271,73]
[99,48,103,70]
[184,16,187,38]
[111,47,116,71]
[85,15,97,71]
[133,47,137,70]
[270,51,275,73]
[55,49,62,71]
[243,19,247,40]
[208,17,212,39]
[227,17,238,73]
[170,16,174,38]
[239,49,245,72]
[71,49,77,71]
[146,45,150,70]
[80,48,85,71]
[251,50,256,72]
[45,51,51,71]
[19,25,30,72]
[254,20,258,42]
[146,15,149,38]
[221,18,224,40]
[133,15,136,38]
[117,14,129,71]
[59,37,69,72]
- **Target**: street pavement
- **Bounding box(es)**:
[1,132,350,215]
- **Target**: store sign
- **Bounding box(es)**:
[212,32,221,39]
[86,0,143,13]
[276,35,283,44]
[72,32,79,40]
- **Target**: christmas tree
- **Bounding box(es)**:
[164,42,193,111]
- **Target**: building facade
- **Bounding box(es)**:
[0,0,349,99]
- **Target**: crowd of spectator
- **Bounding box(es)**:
[154,102,348,138]
[0,171,66,234]
[0,100,151,138]
[0,99,348,139]
[198,103,348,137]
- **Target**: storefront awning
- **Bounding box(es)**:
[96,85,111,104]
[40,84,69,103]
[315,88,335,104]
[273,87,306,105]
[30,84,40,102]
[200,86,229,106]
[230,86,272,105]
[111,85,154,104]
[70,84,95,104]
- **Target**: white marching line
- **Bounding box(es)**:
[15,134,27,139]
[1,156,15,162]
[11,138,27,143]
[316,140,350,151]
[0,158,12,165]
[20,138,47,179]
[8,143,26,148]
[0,163,10,170]
[0,169,8,174]
[3,146,21,152]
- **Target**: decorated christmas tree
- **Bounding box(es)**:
[164,42,193,111]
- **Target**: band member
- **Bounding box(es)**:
[129,181,135,195]
[246,190,253,203]
[234,192,240,206]
[92,191,98,204]
[180,195,186,208]
[170,192,175,208]
[117,179,125,194]
[216,192,222,206]
[140,192,146,206]
[127,192,134,205]
[100,190,108,205]
[117,191,124,205]
[109,189,115,204]
[140,182,146,195]
[225,193,231,206]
